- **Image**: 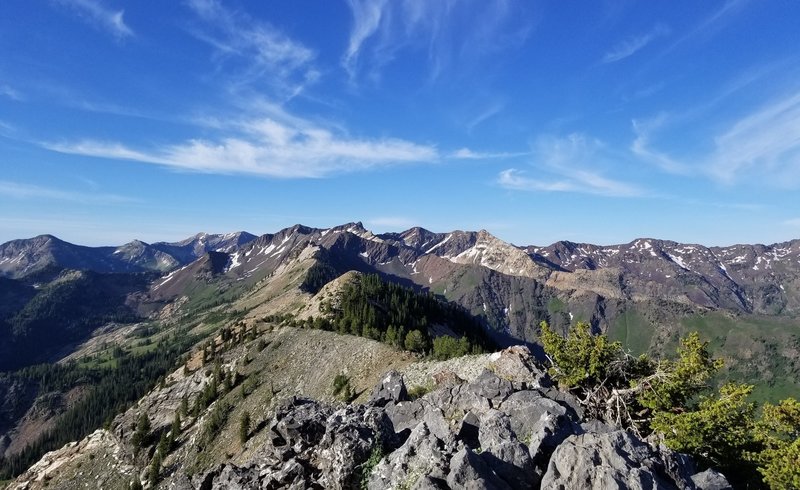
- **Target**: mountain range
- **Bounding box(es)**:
[2,222,798,390]
[0,221,798,488]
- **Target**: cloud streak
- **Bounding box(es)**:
[602,24,669,64]
[342,0,532,83]
[707,90,800,185]
[450,147,530,160]
[45,115,439,178]
[631,90,800,187]
[498,134,644,197]
[0,85,23,101]
[0,180,136,204]
[54,0,133,39]
[185,0,318,100]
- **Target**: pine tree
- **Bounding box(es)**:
[239,411,251,444]
[148,450,162,487]
[131,412,151,451]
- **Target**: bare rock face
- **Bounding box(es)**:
[539,430,724,490]
[11,344,731,490]
[196,345,728,490]
[195,397,393,490]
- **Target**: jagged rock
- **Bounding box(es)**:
[526,410,574,471]
[369,370,409,407]
[466,370,514,406]
[422,406,457,447]
[432,370,465,387]
[457,411,481,449]
[691,469,733,490]
[536,385,584,420]
[199,398,391,490]
[316,405,394,489]
[487,346,550,389]
[499,390,569,440]
[446,447,511,490]
[477,409,538,488]
[268,397,332,453]
[384,399,425,434]
[578,419,616,434]
[411,475,449,489]
[427,381,491,419]
[367,422,451,490]
[541,430,696,490]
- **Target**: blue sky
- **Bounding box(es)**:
[1,0,799,247]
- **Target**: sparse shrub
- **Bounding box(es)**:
[403,330,428,353]
[407,383,431,400]
[432,335,471,360]
[332,374,354,402]
[359,443,385,489]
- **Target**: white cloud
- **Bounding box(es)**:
[0,180,136,204]
[46,116,439,178]
[450,147,528,160]
[497,134,644,197]
[632,90,800,187]
[0,85,23,101]
[631,116,692,174]
[342,0,388,79]
[54,0,133,39]
[707,91,800,185]
[466,101,505,132]
[342,0,532,83]
[602,24,669,64]
[185,0,317,100]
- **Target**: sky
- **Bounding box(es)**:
[1,0,800,247]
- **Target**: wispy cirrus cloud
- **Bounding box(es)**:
[602,24,669,64]
[466,100,505,132]
[450,147,528,160]
[185,0,318,100]
[342,0,533,83]
[53,0,133,40]
[498,134,644,197]
[0,180,136,204]
[630,116,693,175]
[632,89,800,187]
[707,90,800,185]
[0,84,23,101]
[45,114,439,178]
[40,0,442,180]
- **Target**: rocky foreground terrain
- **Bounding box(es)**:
[8,333,730,489]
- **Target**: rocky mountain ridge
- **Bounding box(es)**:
[7,331,732,490]
[3,224,798,316]
[0,232,256,279]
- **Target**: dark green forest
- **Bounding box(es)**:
[0,270,153,371]
[291,273,494,359]
[0,331,196,479]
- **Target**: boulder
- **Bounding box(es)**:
[446,447,511,490]
[499,390,569,440]
[541,430,696,490]
[691,469,733,490]
[477,410,538,489]
[369,370,409,407]
[367,422,451,490]
[487,346,550,389]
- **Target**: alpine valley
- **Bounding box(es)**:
[0,222,798,489]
